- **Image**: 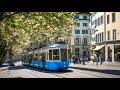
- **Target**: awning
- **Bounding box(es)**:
[93,45,104,50]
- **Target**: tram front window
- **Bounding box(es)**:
[53,49,59,60]
[61,49,67,61]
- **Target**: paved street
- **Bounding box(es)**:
[0,61,120,78]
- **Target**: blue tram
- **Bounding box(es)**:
[22,44,71,70]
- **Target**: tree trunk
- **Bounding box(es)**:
[0,45,7,64]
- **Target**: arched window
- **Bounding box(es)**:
[83,38,88,45]
[76,38,79,45]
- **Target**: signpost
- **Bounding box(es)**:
[96,51,98,68]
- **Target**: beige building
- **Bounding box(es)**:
[70,12,91,57]
[91,12,120,62]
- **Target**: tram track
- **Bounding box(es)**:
[47,68,105,78]
[22,66,66,78]
[20,65,107,78]
[69,68,106,78]
[22,69,41,78]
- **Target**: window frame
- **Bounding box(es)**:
[83,16,87,19]
[101,16,103,24]
[113,29,116,40]
[107,31,110,40]
[112,13,115,23]
[107,15,110,24]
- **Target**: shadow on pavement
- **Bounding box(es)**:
[71,67,120,75]
[0,64,10,67]
[10,77,23,78]
[7,65,73,73]
[8,65,25,70]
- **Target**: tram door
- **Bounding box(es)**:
[60,49,67,61]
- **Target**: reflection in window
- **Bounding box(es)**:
[53,49,59,60]
[61,49,67,61]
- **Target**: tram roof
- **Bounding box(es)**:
[25,44,70,53]
[46,44,69,48]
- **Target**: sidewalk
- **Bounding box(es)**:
[70,61,120,71]
[69,61,120,77]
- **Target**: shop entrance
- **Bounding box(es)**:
[114,45,120,62]
[75,48,79,56]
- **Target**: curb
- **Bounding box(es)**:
[70,66,101,72]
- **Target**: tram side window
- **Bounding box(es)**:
[29,54,32,61]
[39,54,42,60]
[27,54,30,61]
[53,49,59,60]
[49,50,52,60]
[23,55,26,60]
[26,55,28,61]
[31,54,33,61]
[61,49,67,61]
[34,53,38,60]
[41,52,46,61]
[22,55,24,60]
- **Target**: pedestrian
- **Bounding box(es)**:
[78,55,81,64]
[117,52,120,62]
[73,55,76,64]
[83,57,85,65]
[74,55,78,64]
[99,54,103,65]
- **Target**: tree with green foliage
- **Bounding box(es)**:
[0,12,76,64]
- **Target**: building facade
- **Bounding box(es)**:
[91,12,120,62]
[70,12,91,57]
